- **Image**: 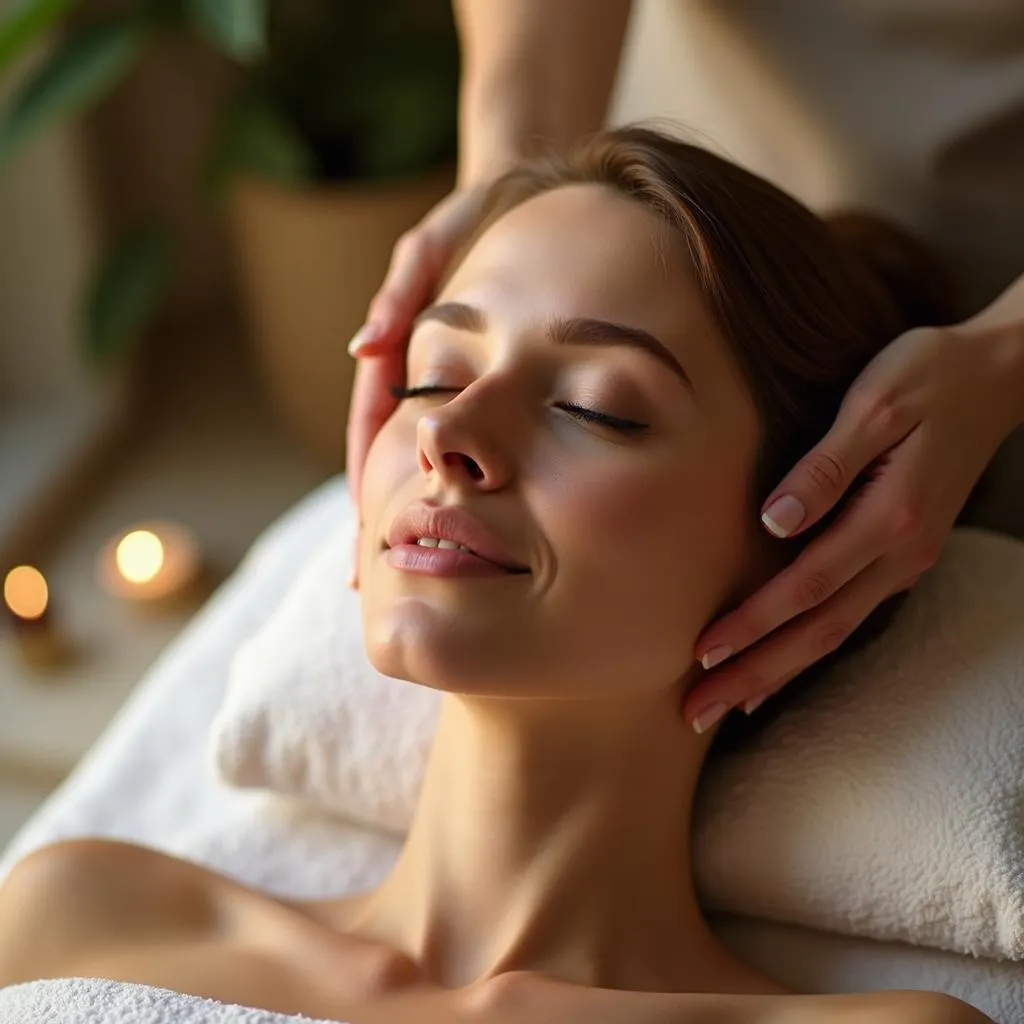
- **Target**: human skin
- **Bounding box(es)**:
[349,181,784,994]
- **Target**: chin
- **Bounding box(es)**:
[363,616,643,704]
[360,574,537,695]
[363,601,520,696]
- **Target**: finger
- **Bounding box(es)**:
[346,352,405,509]
[760,388,919,539]
[351,231,440,358]
[694,468,897,667]
[684,552,915,728]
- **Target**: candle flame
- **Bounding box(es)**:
[115,530,165,584]
[3,565,49,620]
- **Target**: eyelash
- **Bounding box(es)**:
[388,384,649,434]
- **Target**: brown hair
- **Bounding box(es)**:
[448,125,961,748]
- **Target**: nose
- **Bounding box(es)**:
[416,385,515,491]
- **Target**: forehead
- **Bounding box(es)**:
[439,184,716,353]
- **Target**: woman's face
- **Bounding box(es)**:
[359,183,763,700]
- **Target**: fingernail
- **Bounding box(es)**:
[761,495,805,538]
[743,691,770,715]
[348,323,382,357]
[692,702,728,735]
[700,645,733,671]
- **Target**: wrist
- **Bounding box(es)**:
[456,83,592,191]
[958,273,1024,426]
[955,317,1024,428]
[457,115,549,191]
[457,74,532,189]
[457,145,526,191]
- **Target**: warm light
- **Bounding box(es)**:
[97,520,200,606]
[115,530,166,584]
[3,565,49,620]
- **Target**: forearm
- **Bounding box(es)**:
[959,270,1024,425]
[453,0,633,187]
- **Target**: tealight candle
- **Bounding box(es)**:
[95,520,203,610]
[3,565,66,668]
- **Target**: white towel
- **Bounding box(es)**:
[0,978,344,1023]
[211,480,1024,963]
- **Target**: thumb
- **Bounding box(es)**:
[760,413,886,538]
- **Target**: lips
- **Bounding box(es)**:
[386,502,530,574]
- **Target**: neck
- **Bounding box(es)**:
[348,685,759,992]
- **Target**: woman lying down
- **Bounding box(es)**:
[0,127,995,1024]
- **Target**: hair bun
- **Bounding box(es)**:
[825,210,960,331]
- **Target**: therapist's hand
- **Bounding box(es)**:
[685,320,1024,733]
[345,183,493,588]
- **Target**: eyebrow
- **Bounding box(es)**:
[412,301,693,393]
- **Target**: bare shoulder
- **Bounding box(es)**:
[770,991,996,1024]
[0,839,421,1015]
[867,991,996,1024]
[0,837,217,986]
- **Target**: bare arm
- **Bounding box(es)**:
[453,0,633,186]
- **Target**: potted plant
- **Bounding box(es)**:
[0,0,459,467]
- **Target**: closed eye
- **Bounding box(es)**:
[388,384,649,434]
[557,401,649,433]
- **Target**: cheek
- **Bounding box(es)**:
[549,444,746,568]
[543,442,754,636]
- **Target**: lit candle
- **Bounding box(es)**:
[96,521,203,609]
[3,565,66,668]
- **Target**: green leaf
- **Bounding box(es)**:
[83,223,173,371]
[203,92,315,196]
[0,16,148,169]
[185,0,266,61]
[0,0,78,76]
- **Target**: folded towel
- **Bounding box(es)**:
[0,978,344,1023]
[211,475,1024,962]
